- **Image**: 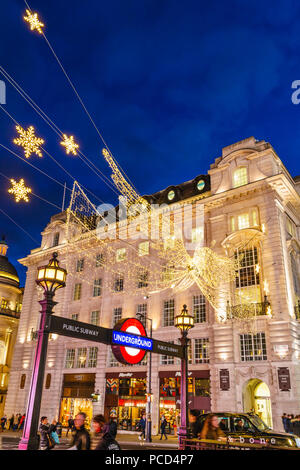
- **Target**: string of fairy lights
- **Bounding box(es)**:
[0,5,272,332]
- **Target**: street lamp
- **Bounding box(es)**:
[175,304,194,449]
[19,253,67,450]
[136,308,153,443]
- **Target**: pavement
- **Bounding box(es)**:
[0,429,179,450]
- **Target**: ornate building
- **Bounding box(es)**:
[5,137,300,433]
[0,238,23,417]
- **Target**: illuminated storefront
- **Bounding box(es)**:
[159,371,210,434]
[105,372,147,430]
[59,373,95,428]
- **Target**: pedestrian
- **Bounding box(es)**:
[69,412,90,450]
[66,415,74,437]
[91,414,121,451]
[159,417,168,440]
[108,417,118,439]
[200,414,226,441]
[137,414,146,441]
[56,419,63,438]
[282,413,288,433]
[39,416,55,451]
[19,413,25,430]
[0,415,7,432]
[9,414,14,430]
[286,415,292,433]
[13,414,19,431]
[189,409,202,438]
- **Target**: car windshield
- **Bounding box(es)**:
[248,414,270,431]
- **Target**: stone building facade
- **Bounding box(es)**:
[5,137,300,434]
[0,238,23,418]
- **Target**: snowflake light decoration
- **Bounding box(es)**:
[60,134,79,155]
[13,125,44,159]
[23,9,45,34]
[8,179,32,202]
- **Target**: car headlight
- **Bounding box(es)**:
[295,438,300,448]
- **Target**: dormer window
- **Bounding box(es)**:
[230,208,260,233]
[53,232,60,247]
[233,167,248,188]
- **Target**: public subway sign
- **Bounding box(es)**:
[47,315,112,344]
[111,318,150,365]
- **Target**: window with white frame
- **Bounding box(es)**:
[114,275,124,292]
[163,299,175,327]
[193,294,206,323]
[116,248,126,262]
[287,217,297,238]
[138,241,149,256]
[53,232,60,247]
[113,307,122,325]
[230,208,259,233]
[290,253,300,297]
[233,167,248,188]
[65,349,75,368]
[194,338,209,364]
[71,313,78,321]
[108,350,119,367]
[136,303,147,326]
[192,227,204,244]
[76,259,84,272]
[93,279,102,297]
[240,332,267,361]
[73,283,82,301]
[76,348,87,368]
[88,347,98,368]
[91,310,100,326]
[95,253,104,267]
[161,341,175,365]
[235,246,261,303]
[137,269,149,288]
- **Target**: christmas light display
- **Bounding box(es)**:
[23,9,44,35]
[13,125,44,159]
[60,134,79,155]
[8,178,32,202]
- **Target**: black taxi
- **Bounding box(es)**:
[195,412,300,449]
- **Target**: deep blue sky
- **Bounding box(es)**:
[1,0,300,286]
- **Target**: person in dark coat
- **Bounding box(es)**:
[137,414,146,441]
[1,415,7,432]
[189,409,202,438]
[282,413,288,433]
[66,416,74,436]
[159,417,168,440]
[39,416,54,451]
[69,412,90,450]
[108,418,118,438]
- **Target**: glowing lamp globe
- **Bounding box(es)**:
[175,304,194,332]
[36,252,67,293]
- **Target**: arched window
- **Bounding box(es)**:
[20,374,26,389]
[233,167,248,188]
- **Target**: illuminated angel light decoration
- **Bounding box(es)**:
[8,178,32,202]
[13,125,44,159]
[60,134,79,155]
[23,9,45,34]
[64,147,240,319]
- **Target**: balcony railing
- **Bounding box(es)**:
[227,298,271,320]
[0,307,20,319]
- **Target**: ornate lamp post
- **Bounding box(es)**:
[175,304,194,449]
[136,309,153,442]
[19,253,67,450]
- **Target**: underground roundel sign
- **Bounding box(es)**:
[111,318,152,365]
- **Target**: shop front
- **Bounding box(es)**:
[59,373,95,429]
[159,370,211,434]
[105,372,147,431]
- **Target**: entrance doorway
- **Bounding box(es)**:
[243,379,273,428]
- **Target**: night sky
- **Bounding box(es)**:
[1,0,300,286]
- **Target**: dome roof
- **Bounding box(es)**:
[0,239,20,287]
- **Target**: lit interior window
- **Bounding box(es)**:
[238,214,250,230]
[233,167,248,188]
[116,248,126,262]
[138,241,149,256]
